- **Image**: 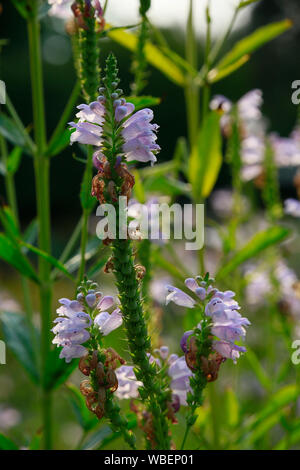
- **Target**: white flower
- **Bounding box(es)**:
[94,308,123,336]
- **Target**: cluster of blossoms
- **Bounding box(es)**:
[115,346,192,413]
[210,90,300,182]
[52,284,122,362]
[166,276,250,364]
[48,0,105,29]
[245,261,300,329]
[69,89,160,167]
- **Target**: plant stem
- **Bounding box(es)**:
[48,80,81,150]
[185,0,199,149]
[0,135,34,321]
[27,2,52,449]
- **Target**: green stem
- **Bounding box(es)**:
[0,135,34,321]
[208,382,220,449]
[185,0,199,149]
[27,2,52,449]
[77,208,89,284]
[48,80,81,150]
[6,94,36,154]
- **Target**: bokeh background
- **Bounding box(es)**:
[0,0,300,449]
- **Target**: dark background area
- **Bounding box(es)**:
[0,0,299,239]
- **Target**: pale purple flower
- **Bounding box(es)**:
[212,340,246,364]
[165,285,196,308]
[52,298,92,363]
[168,355,193,406]
[48,0,72,18]
[168,277,250,364]
[270,133,300,167]
[284,198,300,218]
[94,308,123,336]
[115,365,143,399]
[69,96,160,166]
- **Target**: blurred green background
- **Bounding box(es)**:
[0,0,300,450]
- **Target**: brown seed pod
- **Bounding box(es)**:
[85,391,98,411]
[80,379,94,397]
[106,368,118,392]
[200,352,226,382]
[91,174,106,203]
[89,350,99,370]
[78,354,91,376]
[94,403,105,419]
[104,257,114,274]
[98,386,106,405]
[104,348,126,370]
[135,264,146,280]
[96,362,106,385]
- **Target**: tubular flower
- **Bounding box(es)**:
[52,298,92,362]
[69,93,160,166]
[167,275,250,365]
[115,347,193,412]
[52,287,122,363]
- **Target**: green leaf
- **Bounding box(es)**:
[139,160,179,179]
[20,241,75,281]
[208,55,250,83]
[132,169,146,203]
[46,129,72,157]
[80,148,95,211]
[245,349,272,392]
[0,205,20,239]
[238,0,260,8]
[0,433,18,450]
[23,219,38,246]
[107,26,186,87]
[217,20,292,70]
[152,248,186,283]
[6,147,22,175]
[216,226,290,280]
[11,0,29,19]
[81,414,137,450]
[28,430,43,450]
[237,385,299,445]
[0,233,40,283]
[144,174,191,197]
[66,383,98,432]
[43,348,78,391]
[64,237,100,275]
[225,388,240,428]
[87,252,109,278]
[0,113,28,149]
[0,312,40,384]
[188,111,222,201]
[124,96,161,111]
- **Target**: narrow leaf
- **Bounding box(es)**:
[0,233,40,283]
[107,26,186,87]
[188,111,222,201]
[0,433,18,450]
[216,226,290,280]
[21,241,74,281]
[0,312,40,384]
[217,20,292,70]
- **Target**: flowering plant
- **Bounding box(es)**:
[0,0,300,453]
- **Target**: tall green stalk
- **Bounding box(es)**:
[27,0,52,449]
